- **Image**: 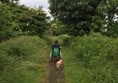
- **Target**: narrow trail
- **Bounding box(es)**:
[47,61,65,83]
[46,36,66,83]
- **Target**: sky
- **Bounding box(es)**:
[19,0,51,17]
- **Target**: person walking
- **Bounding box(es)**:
[50,40,62,62]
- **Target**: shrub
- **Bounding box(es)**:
[0,36,47,83]
[7,45,27,57]
[71,33,118,82]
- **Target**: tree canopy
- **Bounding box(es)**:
[49,0,118,36]
[0,1,50,41]
[0,4,13,41]
[0,0,19,3]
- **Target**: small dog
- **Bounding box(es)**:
[56,59,63,70]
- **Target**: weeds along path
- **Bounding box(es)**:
[45,36,66,83]
[38,46,49,83]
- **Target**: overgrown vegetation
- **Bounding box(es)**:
[0,2,49,42]
[0,36,48,83]
[63,33,118,83]
[0,4,14,41]
[0,0,118,83]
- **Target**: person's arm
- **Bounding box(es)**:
[50,45,53,62]
[50,52,52,60]
[60,51,62,59]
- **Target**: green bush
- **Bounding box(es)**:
[59,34,73,46]
[0,36,47,83]
[7,45,27,57]
[71,33,118,83]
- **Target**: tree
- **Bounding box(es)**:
[49,0,118,36]
[0,4,13,41]
[0,0,10,3]
[9,5,49,37]
[27,7,49,36]
[0,0,19,3]
[49,0,103,36]
[50,19,66,35]
[94,0,118,37]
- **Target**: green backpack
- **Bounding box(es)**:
[52,48,60,57]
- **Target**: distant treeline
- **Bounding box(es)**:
[0,1,50,42]
[49,0,118,37]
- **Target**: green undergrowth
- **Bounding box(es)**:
[62,33,118,83]
[0,34,118,83]
[0,36,48,83]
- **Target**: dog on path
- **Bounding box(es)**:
[56,59,63,70]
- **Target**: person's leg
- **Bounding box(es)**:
[60,51,62,59]
[50,52,53,62]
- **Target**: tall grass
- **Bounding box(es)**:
[63,33,118,83]
[1,34,117,83]
[0,36,48,83]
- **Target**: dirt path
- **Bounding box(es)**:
[47,36,66,83]
[47,62,65,83]
[39,36,66,83]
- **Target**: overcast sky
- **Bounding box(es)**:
[19,0,51,17]
[19,0,49,9]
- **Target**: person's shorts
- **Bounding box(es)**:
[52,56,60,62]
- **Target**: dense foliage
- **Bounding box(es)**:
[0,0,118,83]
[50,19,66,35]
[0,4,14,41]
[0,36,47,83]
[49,0,118,36]
[0,2,49,42]
[10,5,49,36]
[0,0,19,3]
[63,33,118,82]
